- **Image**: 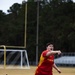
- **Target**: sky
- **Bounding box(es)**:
[0,0,26,13]
[0,0,75,14]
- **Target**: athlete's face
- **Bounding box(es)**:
[47,44,54,51]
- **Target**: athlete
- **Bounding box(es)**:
[35,43,61,75]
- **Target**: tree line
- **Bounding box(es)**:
[0,0,75,61]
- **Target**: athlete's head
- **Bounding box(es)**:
[46,43,54,51]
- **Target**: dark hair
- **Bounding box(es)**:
[46,43,53,47]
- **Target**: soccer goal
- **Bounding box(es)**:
[0,46,30,69]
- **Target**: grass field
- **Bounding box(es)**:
[0,66,75,75]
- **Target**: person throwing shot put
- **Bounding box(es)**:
[35,43,61,75]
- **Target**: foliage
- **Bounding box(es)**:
[0,0,75,61]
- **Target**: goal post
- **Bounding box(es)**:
[0,1,28,49]
[0,45,6,69]
[0,46,30,69]
[0,1,29,69]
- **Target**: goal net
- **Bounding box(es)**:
[0,49,30,69]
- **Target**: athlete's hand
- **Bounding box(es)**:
[57,69,61,73]
[57,50,61,55]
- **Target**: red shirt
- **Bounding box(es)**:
[35,50,54,75]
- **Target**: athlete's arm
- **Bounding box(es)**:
[46,50,61,57]
[53,63,61,73]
